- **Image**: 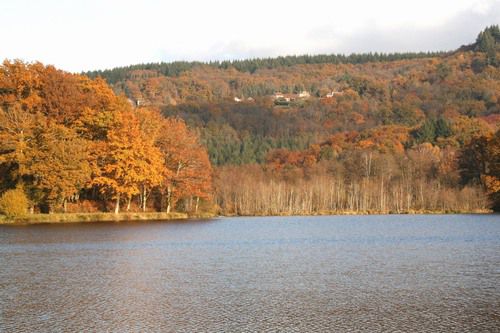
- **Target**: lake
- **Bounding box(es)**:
[1,215,499,332]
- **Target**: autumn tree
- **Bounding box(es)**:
[0,60,44,112]
[484,131,500,211]
[0,102,41,210]
[458,134,490,186]
[0,103,91,212]
[92,109,164,213]
[156,118,212,213]
[0,103,38,176]
[135,107,167,211]
[22,122,91,212]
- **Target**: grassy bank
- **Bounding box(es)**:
[0,212,192,225]
[0,209,492,225]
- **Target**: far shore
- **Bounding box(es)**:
[219,209,492,218]
[0,209,493,225]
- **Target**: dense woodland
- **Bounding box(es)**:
[0,62,212,216]
[1,26,499,217]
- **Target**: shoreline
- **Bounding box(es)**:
[0,209,493,225]
[0,212,191,225]
[222,209,493,217]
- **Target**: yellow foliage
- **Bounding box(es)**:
[0,188,29,218]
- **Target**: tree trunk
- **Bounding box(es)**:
[166,186,172,213]
[63,199,67,213]
[114,193,120,214]
[142,186,147,212]
[127,196,132,211]
[195,196,200,213]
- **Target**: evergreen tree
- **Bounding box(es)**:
[476,28,497,66]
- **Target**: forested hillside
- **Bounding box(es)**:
[1,26,499,217]
[85,26,500,214]
[86,27,498,147]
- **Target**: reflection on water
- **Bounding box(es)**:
[1,215,499,332]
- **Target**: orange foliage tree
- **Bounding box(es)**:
[156,118,212,213]
[22,122,91,212]
[92,109,164,214]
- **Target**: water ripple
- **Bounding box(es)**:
[0,214,499,332]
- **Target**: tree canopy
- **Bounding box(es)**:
[0,60,213,214]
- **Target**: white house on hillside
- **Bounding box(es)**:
[325,91,344,98]
[298,91,310,98]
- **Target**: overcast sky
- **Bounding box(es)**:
[1,0,499,72]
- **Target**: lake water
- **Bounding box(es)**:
[1,215,499,332]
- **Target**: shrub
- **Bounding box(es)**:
[0,188,29,219]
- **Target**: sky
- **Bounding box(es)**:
[1,0,499,72]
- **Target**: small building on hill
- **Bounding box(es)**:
[325,90,344,98]
[298,91,310,98]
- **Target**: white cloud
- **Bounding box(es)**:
[0,0,498,72]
